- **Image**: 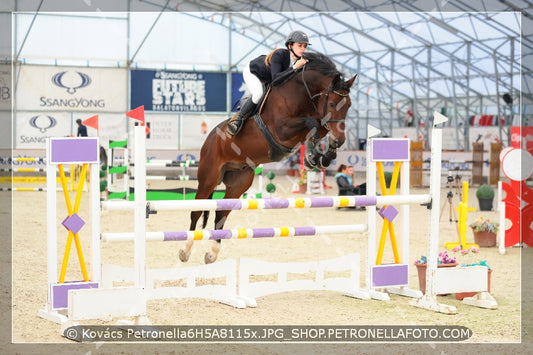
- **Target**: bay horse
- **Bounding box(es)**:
[180,52,357,263]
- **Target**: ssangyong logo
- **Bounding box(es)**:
[41,70,104,108]
[29,115,57,133]
[52,71,91,94]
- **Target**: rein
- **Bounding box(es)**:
[300,64,350,130]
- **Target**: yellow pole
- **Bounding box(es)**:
[58,164,89,283]
[70,164,74,192]
[375,162,402,265]
[444,180,478,250]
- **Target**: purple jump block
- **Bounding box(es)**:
[163,231,188,241]
[372,264,408,287]
[209,229,234,240]
[294,226,316,236]
[61,213,86,234]
[216,199,242,211]
[309,197,334,208]
[251,228,276,238]
[264,199,290,209]
[355,196,378,206]
[372,139,409,161]
[50,138,99,164]
[52,281,99,310]
[378,205,399,222]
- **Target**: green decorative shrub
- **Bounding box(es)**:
[476,184,495,199]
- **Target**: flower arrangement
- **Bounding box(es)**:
[414,250,456,265]
[469,215,499,234]
[452,245,490,269]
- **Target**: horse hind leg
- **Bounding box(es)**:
[204,212,226,264]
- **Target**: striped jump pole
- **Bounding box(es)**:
[142,160,199,168]
[0,187,47,191]
[102,224,368,242]
[129,175,197,181]
[0,168,47,172]
[101,194,431,212]
[0,157,46,162]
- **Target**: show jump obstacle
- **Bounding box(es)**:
[40,112,494,330]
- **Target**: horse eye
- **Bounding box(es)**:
[329,102,335,108]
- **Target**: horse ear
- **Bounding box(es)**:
[346,74,357,88]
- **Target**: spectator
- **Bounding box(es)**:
[76,119,88,137]
[335,164,366,196]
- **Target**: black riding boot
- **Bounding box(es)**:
[227,98,257,136]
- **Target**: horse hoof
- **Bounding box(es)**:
[179,248,190,262]
[204,251,217,264]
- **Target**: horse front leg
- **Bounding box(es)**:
[180,161,220,263]
[204,168,255,264]
[179,210,203,262]
[203,211,228,264]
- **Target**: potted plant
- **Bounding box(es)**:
[414,251,457,295]
[476,184,495,211]
[470,215,499,247]
[452,245,492,300]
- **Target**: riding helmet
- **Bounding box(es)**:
[285,30,311,47]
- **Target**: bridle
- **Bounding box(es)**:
[299,63,351,169]
[301,64,350,131]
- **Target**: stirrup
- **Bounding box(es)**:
[227,118,243,137]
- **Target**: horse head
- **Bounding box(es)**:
[301,53,357,169]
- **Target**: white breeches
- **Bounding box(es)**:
[243,63,264,104]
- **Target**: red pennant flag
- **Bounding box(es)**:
[82,115,99,131]
[145,125,150,135]
[126,105,145,125]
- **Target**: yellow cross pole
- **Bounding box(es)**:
[445,181,478,250]
[375,161,402,265]
[57,163,89,283]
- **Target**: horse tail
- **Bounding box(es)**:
[201,191,214,229]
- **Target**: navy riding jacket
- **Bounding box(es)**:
[249,49,295,84]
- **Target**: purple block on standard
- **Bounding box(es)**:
[372,264,408,287]
[372,139,409,161]
[378,205,399,222]
[52,281,99,309]
[61,213,86,234]
[50,138,99,164]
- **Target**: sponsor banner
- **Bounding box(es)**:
[15,112,128,149]
[15,111,71,149]
[131,70,226,112]
[143,113,179,150]
[180,114,227,150]
[231,72,246,112]
[15,66,127,112]
[0,64,11,111]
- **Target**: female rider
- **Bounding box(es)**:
[227,30,311,136]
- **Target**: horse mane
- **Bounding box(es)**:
[304,52,340,78]
[305,52,352,92]
[271,51,348,90]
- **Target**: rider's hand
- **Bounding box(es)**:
[293,58,308,69]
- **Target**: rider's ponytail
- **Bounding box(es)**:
[264,49,277,67]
